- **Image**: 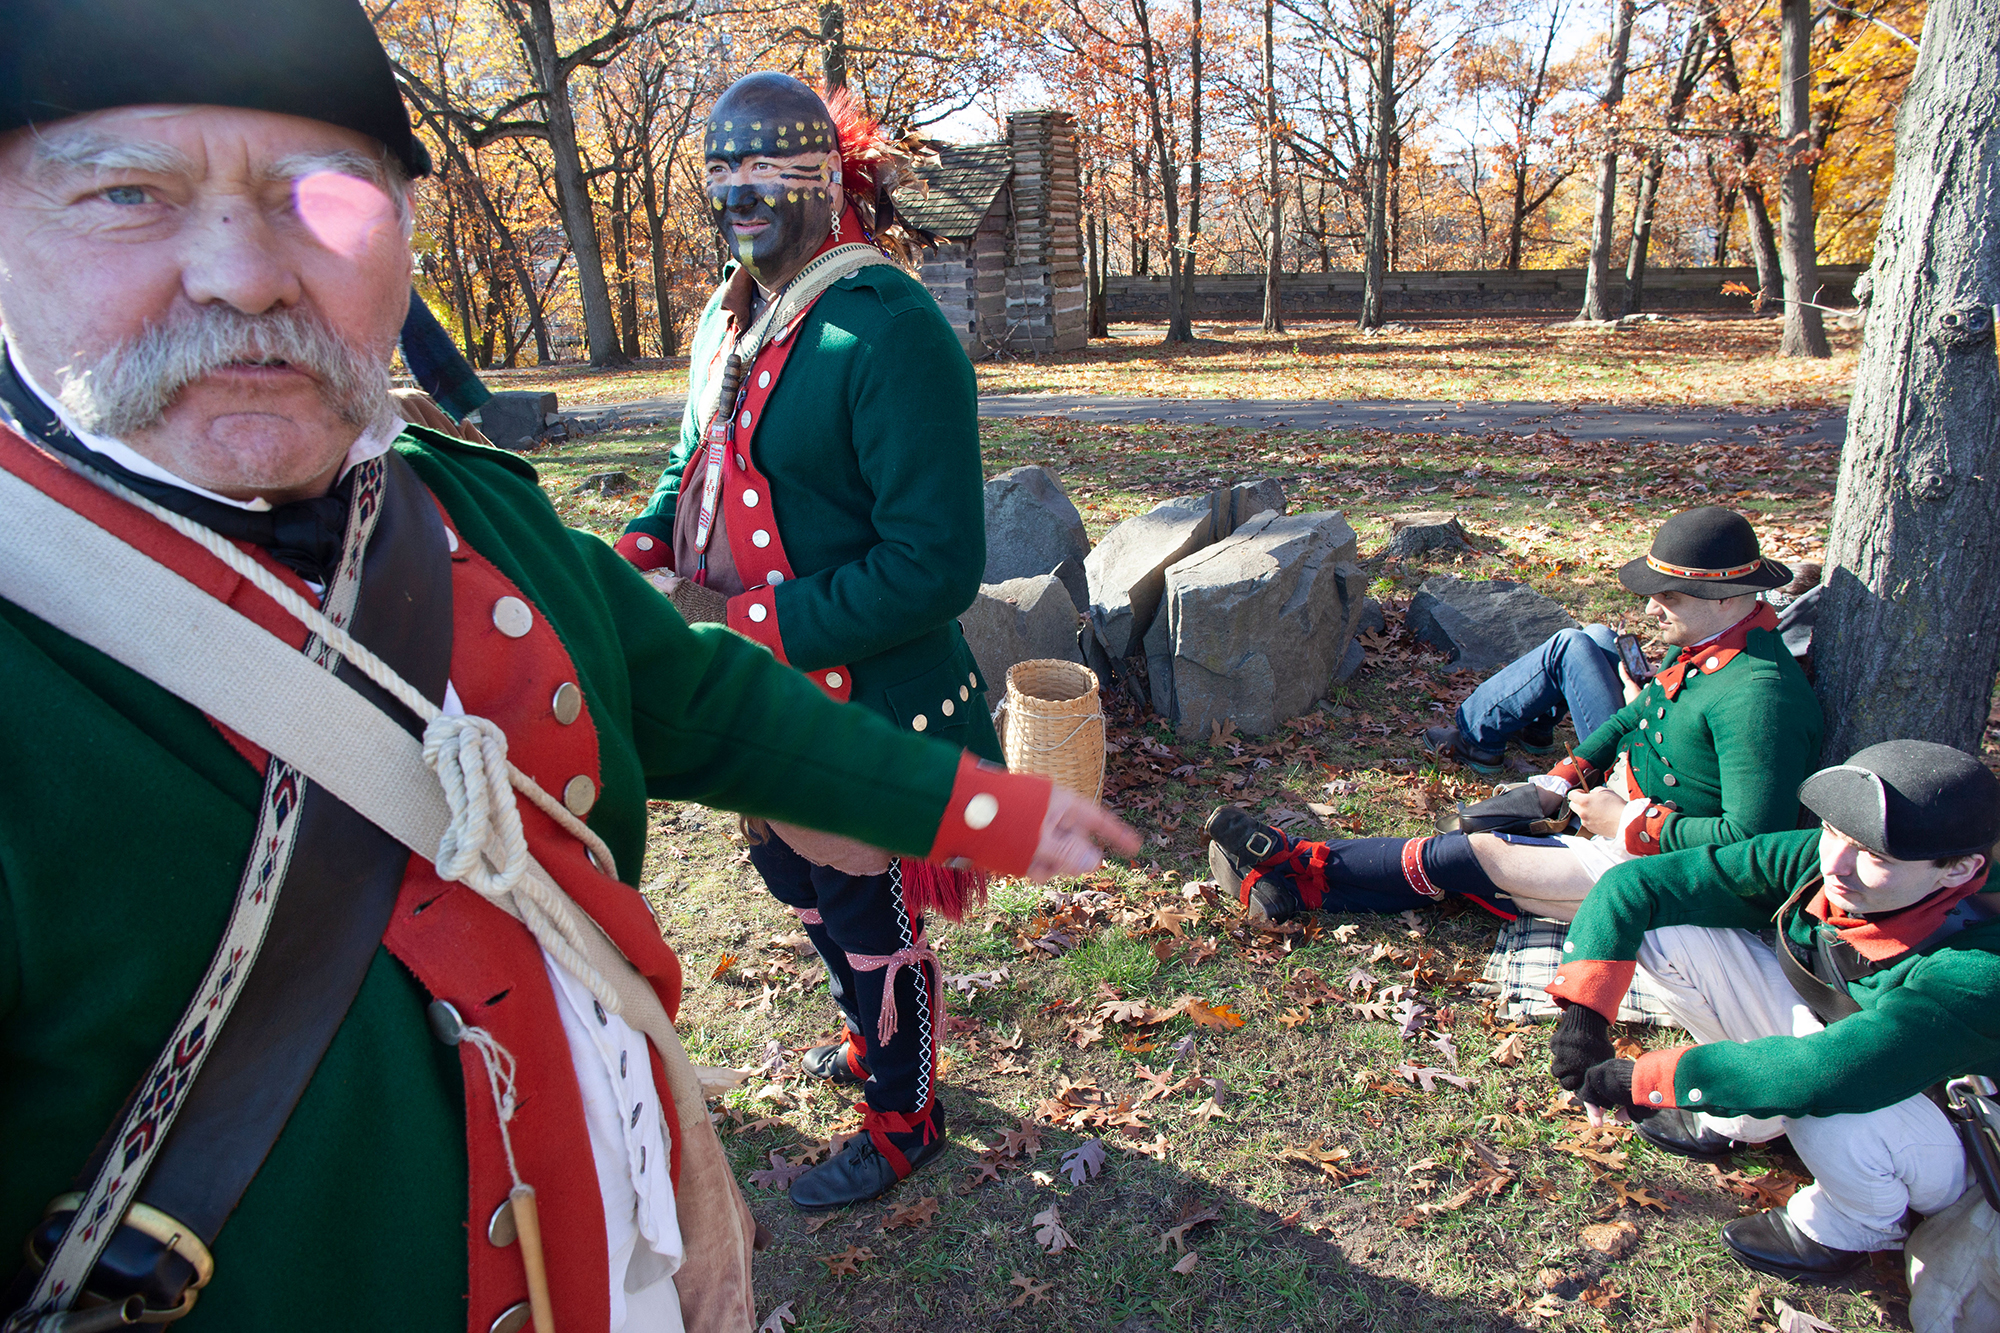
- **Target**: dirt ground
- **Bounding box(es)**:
[512,410,1951,1332]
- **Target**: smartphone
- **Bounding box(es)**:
[1616,633,1657,681]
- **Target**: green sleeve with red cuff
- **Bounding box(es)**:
[1546,829,1822,1016]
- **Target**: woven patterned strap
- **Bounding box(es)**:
[843,932,943,1047]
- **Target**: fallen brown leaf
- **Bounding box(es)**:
[880,1196,940,1232]
[1005,1273,1053,1308]
[818,1245,875,1276]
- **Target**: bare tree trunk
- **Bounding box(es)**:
[1814,0,1999,758]
[820,1,847,90]
[1136,0,1193,345]
[1777,0,1830,357]
[521,0,627,366]
[1261,0,1286,333]
[1359,0,1394,329]
[610,172,641,358]
[1579,0,1636,321]
[1708,15,1783,310]
[1625,9,1707,315]
[639,128,676,357]
[1095,214,1111,335]
[1169,0,1205,343]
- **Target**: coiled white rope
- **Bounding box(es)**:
[77,465,625,1015]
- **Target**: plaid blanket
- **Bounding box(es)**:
[1473,916,1681,1027]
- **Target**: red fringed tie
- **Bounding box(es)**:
[898,858,988,923]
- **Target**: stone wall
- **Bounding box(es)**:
[1002,110,1088,354]
[1103,265,1868,319]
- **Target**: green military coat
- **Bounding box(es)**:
[622,261,1001,762]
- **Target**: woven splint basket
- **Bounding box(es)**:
[997,659,1105,800]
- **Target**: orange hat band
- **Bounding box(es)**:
[1645,554,1763,580]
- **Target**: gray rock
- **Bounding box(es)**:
[473,390,559,452]
[573,470,637,496]
[1378,510,1473,561]
[1147,510,1365,738]
[958,574,1083,694]
[983,466,1090,613]
[1405,576,1580,674]
[1358,596,1386,636]
[1084,477,1287,659]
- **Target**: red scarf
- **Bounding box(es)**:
[1807,863,1992,962]
[1653,602,1779,700]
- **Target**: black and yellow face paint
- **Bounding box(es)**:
[703,73,840,289]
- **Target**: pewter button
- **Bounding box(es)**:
[941,699,955,717]
[742,488,760,507]
[734,453,746,470]
[757,371,771,389]
[825,671,843,689]
[752,529,771,547]
[960,686,970,701]
[553,682,583,725]
[767,570,784,585]
[1663,774,1678,786]
[427,999,466,1046]
[487,1198,517,1247]
[491,1302,532,1333]
[446,528,461,553]
[968,671,978,687]
[965,793,999,829]
[1705,656,1720,670]
[635,534,654,551]
[1648,1091,1664,1105]
[912,714,928,732]
[1688,1088,1703,1103]
[739,410,752,429]
[563,774,597,816]
[1656,707,1665,719]
[493,596,533,638]
[748,603,768,623]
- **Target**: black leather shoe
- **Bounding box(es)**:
[1638,1107,1757,1160]
[1721,1208,1866,1281]
[802,1036,869,1086]
[1421,726,1504,776]
[1204,806,1301,922]
[788,1113,948,1211]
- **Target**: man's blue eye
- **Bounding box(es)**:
[102,185,149,205]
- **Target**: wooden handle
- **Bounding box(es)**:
[510,1184,556,1333]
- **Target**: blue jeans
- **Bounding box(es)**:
[1454,624,1623,753]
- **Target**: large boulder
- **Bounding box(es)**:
[1145,510,1365,738]
[958,574,1083,693]
[1406,576,1580,674]
[983,466,1090,614]
[1083,477,1286,660]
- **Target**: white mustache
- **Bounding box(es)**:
[56,303,389,438]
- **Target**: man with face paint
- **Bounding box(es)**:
[1543,741,2000,1297]
[618,74,1005,1211]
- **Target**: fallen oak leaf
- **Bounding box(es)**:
[1060,1139,1107,1185]
[747,1151,812,1190]
[1610,1179,1669,1213]
[880,1196,941,1232]
[1489,1032,1527,1067]
[1170,1251,1199,1274]
[710,953,740,981]
[1005,1273,1053,1309]
[818,1245,875,1277]
[1157,1200,1223,1253]
[1276,1007,1310,1029]
[1771,1298,1842,1332]
[1181,998,1247,1030]
[1031,1205,1077,1254]
[756,1301,797,1333]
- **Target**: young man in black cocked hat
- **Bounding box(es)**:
[1206,506,1823,925]
[1545,740,2000,1303]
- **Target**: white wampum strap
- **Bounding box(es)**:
[0,459,761,1331]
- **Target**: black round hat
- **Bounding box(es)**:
[0,0,431,178]
[1800,740,2000,862]
[1618,506,1790,600]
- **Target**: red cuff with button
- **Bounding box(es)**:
[726,586,787,662]
[1548,755,1599,789]
[1623,802,1672,857]
[1544,958,1636,1022]
[925,753,1051,877]
[615,529,672,572]
[1631,1046,1689,1110]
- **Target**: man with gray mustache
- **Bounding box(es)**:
[0,2,1137,1330]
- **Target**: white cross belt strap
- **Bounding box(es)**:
[0,461,758,1333]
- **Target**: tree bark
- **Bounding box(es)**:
[1167,0,1205,344]
[1359,0,1394,329]
[520,0,628,367]
[1814,0,2000,760]
[820,1,848,91]
[1777,0,1830,357]
[610,171,641,358]
[1261,0,1286,333]
[1579,0,1636,322]
[1625,10,1708,315]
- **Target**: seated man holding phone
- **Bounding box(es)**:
[1208,507,1824,922]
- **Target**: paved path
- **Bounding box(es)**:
[563,393,1846,449]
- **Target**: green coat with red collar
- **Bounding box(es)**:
[1548,828,2000,1119]
[623,260,1001,762]
[1572,614,1822,855]
[0,425,1038,1332]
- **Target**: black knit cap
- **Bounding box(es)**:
[1800,740,2000,862]
[1618,506,1790,600]
[0,0,431,179]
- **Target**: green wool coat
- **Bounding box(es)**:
[1574,623,1823,851]
[0,428,977,1332]
[1567,828,2000,1119]
[624,261,1001,761]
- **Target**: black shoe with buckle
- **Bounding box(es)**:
[1421,725,1505,776]
[1721,1208,1867,1281]
[802,1032,870,1087]
[1204,806,1304,922]
[1637,1107,1760,1160]
[789,1107,947,1211]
